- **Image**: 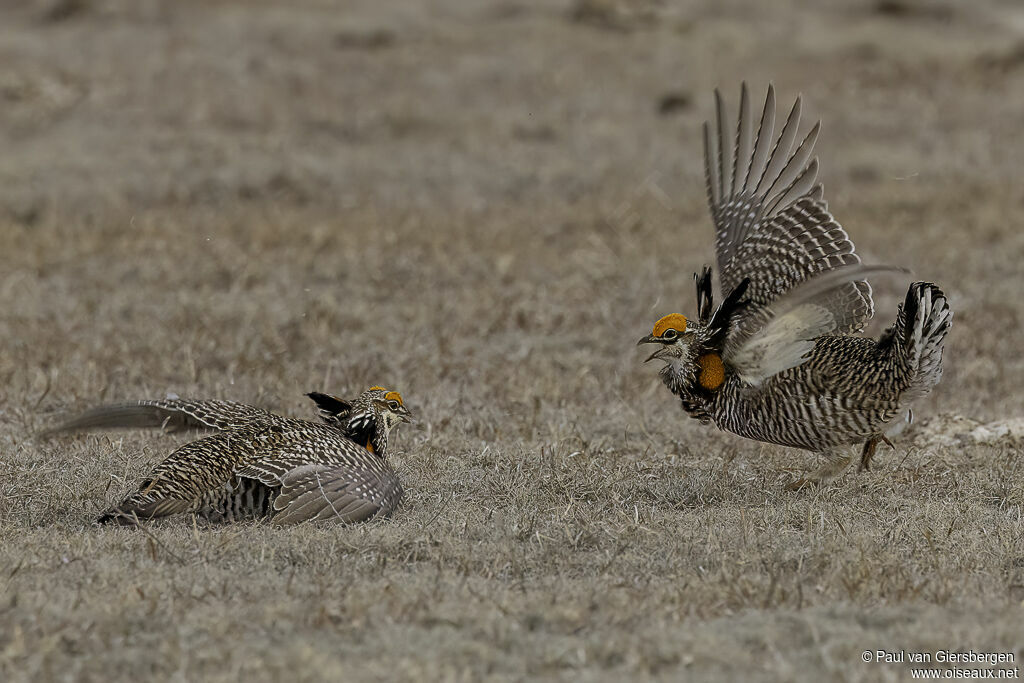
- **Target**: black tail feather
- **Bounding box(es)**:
[307,392,353,428]
[707,277,751,348]
[695,266,714,324]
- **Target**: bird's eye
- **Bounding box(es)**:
[387,400,401,411]
[661,329,678,340]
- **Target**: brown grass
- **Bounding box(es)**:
[2,0,1023,680]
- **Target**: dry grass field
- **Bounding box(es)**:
[2,0,1023,680]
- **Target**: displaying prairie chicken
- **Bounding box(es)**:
[639,84,952,485]
[43,386,412,525]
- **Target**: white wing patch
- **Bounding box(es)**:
[729,304,834,386]
[724,264,909,385]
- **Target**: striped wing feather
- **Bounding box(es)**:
[76,400,404,527]
[233,430,402,525]
[41,399,276,436]
[97,497,194,525]
[96,427,267,523]
[704,83,873,334]
[272,464,401,525]
[724,264,906,385]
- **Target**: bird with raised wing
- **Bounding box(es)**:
[639,84,951,486]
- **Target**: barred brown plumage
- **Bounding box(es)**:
[42,387,412,525]
[639,84,952,486]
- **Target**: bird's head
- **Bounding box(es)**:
[638,313,709,394]
[638,271,746,393]
[361,386,413,431]
[307,386,411,456]
[638,313,703,365]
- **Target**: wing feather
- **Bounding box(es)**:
[703,122,720,209]
[761,124,820,217]
[732,83,754,198]
[715,89,733,205]
[262,462,401,526]
[745,85,776,197]
[232,429,403,526]
[752,93,801,197]
[724,265,907,384]
[728,304,835,386]
[704,84,874,336]
[764,156,819,219]
[41,399,275,436]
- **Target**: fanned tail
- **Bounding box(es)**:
[879,282,952,402]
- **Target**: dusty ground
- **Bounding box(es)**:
[2,0,1023,680]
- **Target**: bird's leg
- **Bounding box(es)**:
[858,435,895,472]
[786,448,853,490]
[859,438,877,472]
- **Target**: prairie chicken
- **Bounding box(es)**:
[639,84,952,485]
[43,386,412,525]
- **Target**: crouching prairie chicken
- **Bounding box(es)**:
[639,84,952,486]
[42,386,411,525]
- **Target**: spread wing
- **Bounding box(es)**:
[704,83,873,336]
[39,398,277,436]
[724,264,905,385]
[233,430,402,525]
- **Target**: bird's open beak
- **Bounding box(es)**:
[638,335,669,363]
[399,407,413,424]
[644,347,671,363]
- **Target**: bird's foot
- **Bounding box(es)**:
[858,435,895,472]
[787,451,852,490]
[785,478,814,491]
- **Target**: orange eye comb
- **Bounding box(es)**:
[369,386,404,405]
[652,313,688,337]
